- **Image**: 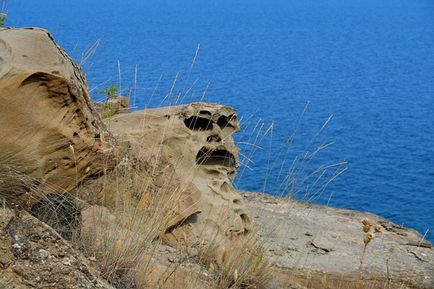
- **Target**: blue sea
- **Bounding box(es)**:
[6,0,434,241]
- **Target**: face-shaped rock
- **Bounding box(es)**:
[105,102,251,245]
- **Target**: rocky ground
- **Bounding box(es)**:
[1,27,433,289]
[243,192,434,289]
[0,207,114,289]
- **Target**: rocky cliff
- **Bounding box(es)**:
[0,27,432,289]
[0,28,116,206]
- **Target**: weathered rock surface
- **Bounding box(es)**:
[0,28,116,205]
[0,207,114,289]
[243,192,434,289]
[104,103,251,246]
[1,26,432,289]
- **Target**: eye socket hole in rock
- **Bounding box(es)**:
[217,114,236,130]
[199,110,212,116]
[196,147,236,167]
[184,116,213,131]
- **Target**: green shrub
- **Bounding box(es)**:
[99,84,119,100]
[0,13,6,27]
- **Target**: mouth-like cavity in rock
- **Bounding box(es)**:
[196,147,236,167]
[184,115,213,131]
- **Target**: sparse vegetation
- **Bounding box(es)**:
[356,218,384,289]
[197,230,270,289]
[99,84,120,100]
[0,13,6,27]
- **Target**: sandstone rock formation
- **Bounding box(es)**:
[104,103,251,246]
[1,26,431,289]
[0,28,116,205]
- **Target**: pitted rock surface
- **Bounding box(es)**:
[105,103,251,245]
[0,28,116,204]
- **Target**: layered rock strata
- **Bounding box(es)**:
[0,28,116,205]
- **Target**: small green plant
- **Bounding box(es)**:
[99,84,119,100]
[0,13,6,27]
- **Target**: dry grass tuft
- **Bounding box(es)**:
[356,218,384,289]
[197,227,270,289]
[75,156,187,287]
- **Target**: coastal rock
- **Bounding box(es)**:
[243,192,434,289]
[104,103,251,246]
[0,28,116,205]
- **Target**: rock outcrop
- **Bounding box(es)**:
[0,28,116,205]
[0,207,114,289]
[243,192,434,289]
[104,103,251,246]
[1,27,432,289]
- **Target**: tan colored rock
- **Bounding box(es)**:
[243,192,434,289]
[0,28,116,204]
[105,103,251,246]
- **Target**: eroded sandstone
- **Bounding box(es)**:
[104,103,251,247]
[0,28,116,205]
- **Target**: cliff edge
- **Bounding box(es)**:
[0,27,432,289]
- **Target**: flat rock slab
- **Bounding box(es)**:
[243,192,434,289]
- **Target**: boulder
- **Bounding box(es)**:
[0,28,116,205]
[104,103,251,246]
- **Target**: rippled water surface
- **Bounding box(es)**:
[7,0,434,240]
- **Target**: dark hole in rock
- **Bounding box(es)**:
[184,116,213,131]
[221,182,232,193]
[240,214,251,234]
[196,147,236,167]
[165,212,199,234]
[199,110,212,116]
[233,199,241,205]
[240,213,250,224]
[31,193,81,240]
[206,134,222,143]
[217,115,236,130]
